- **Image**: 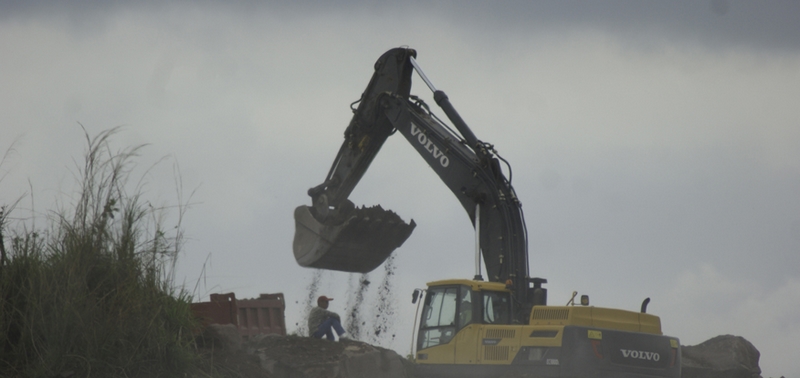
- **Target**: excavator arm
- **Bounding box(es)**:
[293,48,531,305]
[293,48,418,273]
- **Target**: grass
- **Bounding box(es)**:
[0,128,205,377]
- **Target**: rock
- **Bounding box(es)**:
[681,335,761,378]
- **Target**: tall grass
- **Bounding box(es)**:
[0,128,201,377]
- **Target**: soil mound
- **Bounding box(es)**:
[198,330,414,378]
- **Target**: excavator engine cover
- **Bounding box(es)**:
[293,204,415,273]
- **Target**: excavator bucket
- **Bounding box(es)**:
[293,205,416,273]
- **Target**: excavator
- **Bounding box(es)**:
[293,47,680,378]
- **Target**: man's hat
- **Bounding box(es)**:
[317,295,333,303]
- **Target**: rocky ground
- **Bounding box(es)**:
[198,325,414,378]
[199,325,762,378]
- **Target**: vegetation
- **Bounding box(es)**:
[0,129,204,377]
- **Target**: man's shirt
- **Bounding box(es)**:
[308,306,340,334]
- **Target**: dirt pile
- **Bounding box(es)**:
[198,326,414,378]
[252,335,414,378]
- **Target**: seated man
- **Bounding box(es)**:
[308,295,347,341]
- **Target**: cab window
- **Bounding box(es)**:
[457,286,474,329]
[482,290,511,324]
[418,286,458,350]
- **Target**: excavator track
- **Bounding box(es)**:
[293,204,415,273]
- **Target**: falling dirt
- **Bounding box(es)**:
[370,253,397,345]
[296,252,400,347]
[295,269,324,336]
[345,274,370,340]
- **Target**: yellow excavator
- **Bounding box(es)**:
[293,47,680,378]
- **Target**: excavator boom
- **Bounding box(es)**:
[292,48,529,306]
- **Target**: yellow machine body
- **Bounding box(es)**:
[414,279,679,378]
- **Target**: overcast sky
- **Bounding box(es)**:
[2,1,799,375]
